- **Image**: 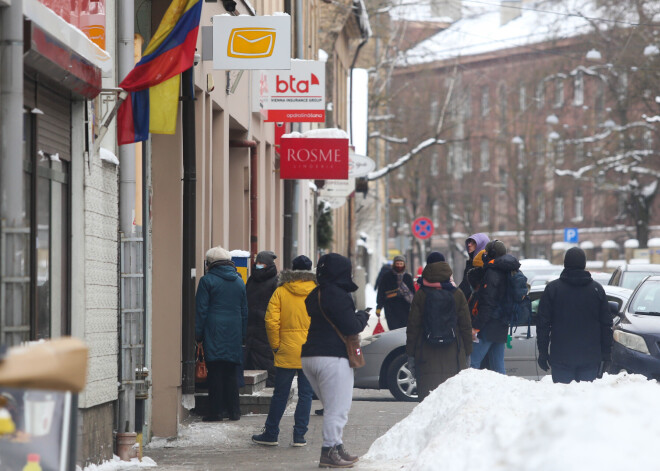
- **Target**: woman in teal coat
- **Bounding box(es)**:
[196,246,248,421]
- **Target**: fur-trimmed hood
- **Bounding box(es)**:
[278,269,316,286]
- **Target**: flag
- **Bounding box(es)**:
[117,0,202,145]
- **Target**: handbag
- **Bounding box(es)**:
[317,291,366,369]
[195,343,208,382]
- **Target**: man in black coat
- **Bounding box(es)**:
[537,247,613,384]
[376,255,415,330]
[245,250,279,386]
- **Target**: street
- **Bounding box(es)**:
[145,389,415,470]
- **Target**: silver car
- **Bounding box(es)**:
[355,284,632,401]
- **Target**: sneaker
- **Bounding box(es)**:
[336,444,358,463]
[319,446,354,468]
[292,434,307,447]
[314,408,324,416]
[252,429,278,446]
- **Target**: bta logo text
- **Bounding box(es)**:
[287,148,342,162]
[276,74,320,93]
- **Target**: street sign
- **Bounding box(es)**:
[564,227,579,243]
[412,217,434,240]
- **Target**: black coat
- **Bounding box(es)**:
[302,253,369,359]
[472,254,520,343]
[537,269,613,367]
[376,270,415,330]
[245,264,278,383]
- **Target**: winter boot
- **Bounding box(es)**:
[336,444,359,463]
[319,446,354,468]
[251,428,278,446]
[292,434,307,447]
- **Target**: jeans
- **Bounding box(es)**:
[264,367,314,438]
[470,339,506,374]
[551,363,599,384]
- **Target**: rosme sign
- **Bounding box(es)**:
[257,60,326,122]
[279,136,349,180]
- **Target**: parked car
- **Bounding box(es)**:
[520,264,563,284]
[610,275,660,381]
[528,274,559,287]
[356,284,631,401]
[608,263,660,290]
[590,271,612,285]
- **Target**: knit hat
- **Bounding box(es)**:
[485,240,506,260]
[393,255,406,264]
[292,255,313,271]
[564,247,586,269]
[473,249,486,268]
[255,250,277,266]
[205,246,231,263]
[426,252,445,264]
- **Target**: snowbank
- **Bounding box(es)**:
[360,369,659,471]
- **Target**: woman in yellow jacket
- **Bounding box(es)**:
[252,255,317,447]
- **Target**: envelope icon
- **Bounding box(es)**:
[228,28,276,58]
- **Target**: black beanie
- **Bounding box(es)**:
[564,247,586,269]
[256,250,277,266]
[426,252,445,264]
[292,255,312,271]
[485,240,506,260]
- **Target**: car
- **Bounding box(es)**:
[528,274,559,287]
[610,275,660,381]
[520,264,563,284]
[607,263,660,290]
[356,283,631,401]
[590,271,612,285]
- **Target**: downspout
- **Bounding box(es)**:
[229,140,258,260]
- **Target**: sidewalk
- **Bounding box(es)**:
[145,390,415,470]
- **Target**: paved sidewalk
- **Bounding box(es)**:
[145,390,415,471]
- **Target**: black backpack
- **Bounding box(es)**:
[491,270,532,329]
[421,286,458,345]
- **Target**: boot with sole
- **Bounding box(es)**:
[336,444,358,463]
[319,446,354,468]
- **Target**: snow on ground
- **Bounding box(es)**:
[146,422,249,450]
[359,369,660,471]
[78,456,156,471]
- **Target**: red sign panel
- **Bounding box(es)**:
[279,138,349,180]
[265,109,325,122]
[412,217,434,240]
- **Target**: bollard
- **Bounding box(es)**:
[116,432,138,461]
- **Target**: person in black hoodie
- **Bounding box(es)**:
[469,240,517,374]
[375,255,415,330]
[301,253,369,468]
[245,250,279,387]
[537,247,613,383]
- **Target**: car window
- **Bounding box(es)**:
[608,269,620,286]
[620,272,655,290]
[628,280,660,314]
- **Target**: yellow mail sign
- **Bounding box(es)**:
[228,28,276,58]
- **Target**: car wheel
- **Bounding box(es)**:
[386,353,417,402]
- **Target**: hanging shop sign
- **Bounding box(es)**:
[279,137,349,180]
[318,179,356,209]
[257,60,325,122]
[348,152,376,178]
[212,14,291,70]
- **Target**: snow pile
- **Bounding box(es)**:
[360,369,660,471]
[79,455,156,471]
[147,422,248,449]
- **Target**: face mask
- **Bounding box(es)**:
[393,265,405,273]
[255,264,265,269]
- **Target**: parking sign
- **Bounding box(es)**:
[564,228,579,243]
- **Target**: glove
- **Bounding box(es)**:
[407,356,416,378]
[376,308,382,317]
[537,353,549,372]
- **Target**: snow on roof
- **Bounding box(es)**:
[601,239,619,249]
[399,0,623,66]
[579,240,594,249]
[361,369,660,471]
[648,237,660,247]
[229,250,250,258]
[624,239,640,248]
[282,128,348,139]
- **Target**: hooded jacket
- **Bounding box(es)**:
[458,233,491,300]
[537,268,613,367]
[301,253,369,359]
[195,264,248,363]
[406,261,472,400]
[265,270,316,369]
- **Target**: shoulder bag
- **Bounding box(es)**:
[317,291,365,369]
[195,343,208,382]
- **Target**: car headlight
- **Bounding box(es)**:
[360,335,381,348]
[613,330,650,355]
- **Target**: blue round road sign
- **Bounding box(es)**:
[412,217,434,240]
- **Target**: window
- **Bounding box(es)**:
[575,130,584,162]
[536,80,545,109]
[617,72,628,100]
[462,88,472,119]
[517,192,525,225]
[432,202,440,227]
[480,196,490,224]
[431,149,439,176]
[480,85,489,117]
[463,141,472,172]
[554,78,564,108]
[397,165,405,180]
[519,83,527,111]
[554,196,564,222]
[536,191,545,223]
[447,144,454,174]
[595,80,605,118]
[499,166,508,186]
[516,143,525,169]
[535,134,545,164]
[574,189,584,221]
[429,100,439,126]
[573,70,584,106]
[480,139,489,171]
[498,83,507,130]
[644,129,654,149]
[556,141,565,165]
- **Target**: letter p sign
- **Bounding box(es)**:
[564,228,578,244]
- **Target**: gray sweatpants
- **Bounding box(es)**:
[301,356,354,447]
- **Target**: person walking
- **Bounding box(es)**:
[537,247,613,384]
[458,233,490,301]
[375,255,415,330]
[252,255,316,447]
[195,246,247,422]
[470,240,518,374]
[301,253,370,468]
[245,250,279,387]
[406,252,473,401]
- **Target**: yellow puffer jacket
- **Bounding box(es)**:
[265,270,317,369]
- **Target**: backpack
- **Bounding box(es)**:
[421,287,458,345]
[499,270,532,328]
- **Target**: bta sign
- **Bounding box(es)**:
[279,138,349,180]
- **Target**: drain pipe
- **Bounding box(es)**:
[229,140,258,260]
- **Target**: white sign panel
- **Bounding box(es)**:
[213,14,291,70]
[348,153,376,178]
[258,60,326,122]
[318,178,356,200]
